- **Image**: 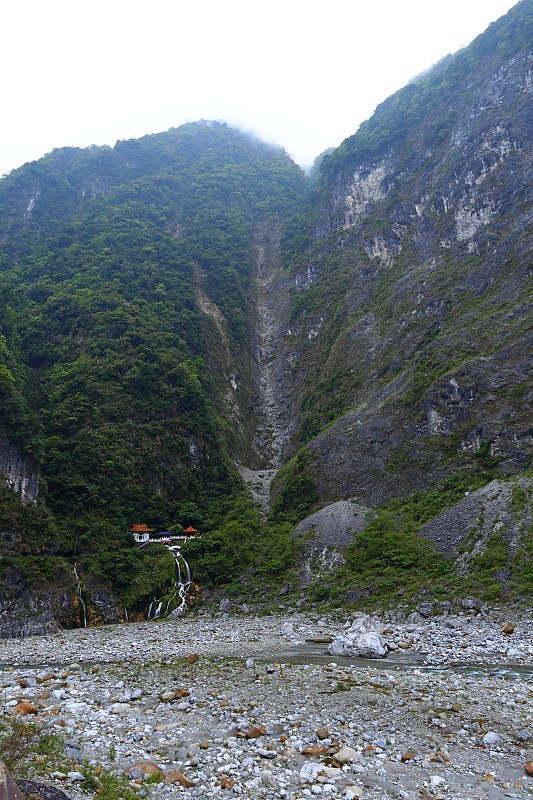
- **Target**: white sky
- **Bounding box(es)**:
[1,0,517,176]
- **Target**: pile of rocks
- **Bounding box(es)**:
[1,605,530,668]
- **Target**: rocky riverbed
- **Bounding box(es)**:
[0,608,532,800]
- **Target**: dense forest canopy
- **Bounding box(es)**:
[0,123,308,565]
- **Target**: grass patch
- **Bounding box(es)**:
[82,764,139,800]
[0,718,64,777]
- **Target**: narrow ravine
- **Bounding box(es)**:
[237,222,296,512]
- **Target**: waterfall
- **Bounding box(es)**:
[73,562,88,628]
[144,547,192,620]
[173,551,191,617]
[146,598,157,620]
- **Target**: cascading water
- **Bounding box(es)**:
[144,547,192,619]
[173,551,191,616]
[73,562,88,628]
[146,597,157,620]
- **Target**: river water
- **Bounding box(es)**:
[273,642,533,680]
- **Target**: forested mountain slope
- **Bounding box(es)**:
[0,1,531,631]
[0,123,308,631]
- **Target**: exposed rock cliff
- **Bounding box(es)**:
[294,500,371,587]
[417,475,532,560]
[0,561,119,638]
[279,4,532,510]
[0,437,39,503]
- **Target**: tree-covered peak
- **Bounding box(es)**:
[0,121,307,262]
[0,121,309,567]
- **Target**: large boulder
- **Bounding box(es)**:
[327,614,388,659]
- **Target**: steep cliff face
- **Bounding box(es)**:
[196,219,297,484]
[318,49,532,241]
[0,561,119,638]
[277,2,532,510]
[417,475,532,559]
[0,437,39,503]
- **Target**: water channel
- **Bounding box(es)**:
[271,641,533,680]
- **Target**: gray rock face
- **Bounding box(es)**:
[295,500,371,549]
[227,221,299,512]
[295,500,372,586]
[277,23,532,514]
[0,563,118,639]
[417,603,433,618]
[406,612,426,625]
[84,576,120,626]
[305,345,532,508]
[0,436,40,503]
[417,477,533,564]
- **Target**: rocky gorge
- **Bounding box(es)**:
[1,607,532,800]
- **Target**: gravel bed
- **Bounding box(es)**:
[1,610,531,800]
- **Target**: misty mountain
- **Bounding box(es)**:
[0,1,531,632]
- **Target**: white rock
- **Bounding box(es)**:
[345,788,363,800]
[328,631,387,659]
[280,622,295,637]
[322,767,341,778]
[257,748,276,758]
[334,746,358,764]
[300,762,323,782]
[110,702,131,714]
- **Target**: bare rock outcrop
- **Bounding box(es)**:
[0,437,40,503]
